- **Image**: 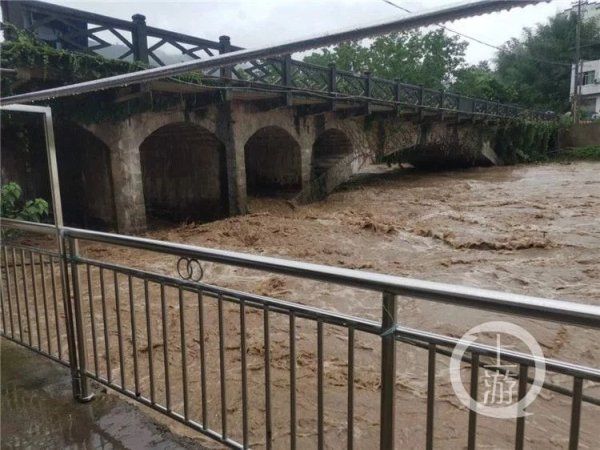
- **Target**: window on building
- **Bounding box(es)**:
[582,70,596,85]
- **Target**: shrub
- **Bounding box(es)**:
[1,182,49,222]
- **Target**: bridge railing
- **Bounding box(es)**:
[0,0,236,66]
[3,0,552,121]
[3,0,554,121]
[1,217,599,449]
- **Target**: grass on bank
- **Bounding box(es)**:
[551,146,600,161]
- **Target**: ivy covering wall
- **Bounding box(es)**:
[495,121,561,163]
[1,26,184,124]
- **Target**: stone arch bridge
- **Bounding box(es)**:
[78,102,508,233]
[1,0,553,234]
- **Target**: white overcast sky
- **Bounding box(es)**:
[26,0,574,64]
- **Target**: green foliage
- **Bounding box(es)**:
[303,11,600,114]
[451,61,515,101]
[495,12,600,112]
[0,25,189,124]
[495,121,562,163]
[0,24,144,96]
[1,182,49,222]
[553,145,600,161]
[1,26,223,124]
[305,29,468,89]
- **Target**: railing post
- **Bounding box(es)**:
[328,63,337,93]
[67,236,94,402]
[282,54,292,87]
[282,54,293,105]
[329,63,337,110]
[380,292,397,449]
[364,70,373,98]
[394,79,401,114]
[219,35,232,79]
[439,88,445,109]
[418,85,424,120]
[364,70,373,114]
[131,14,149,64]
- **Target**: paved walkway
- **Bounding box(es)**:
[1,339,209,449]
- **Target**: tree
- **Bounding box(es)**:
[495,12,600,112]
[451,61,515,101]
[304,29,468,89]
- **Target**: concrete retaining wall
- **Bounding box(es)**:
[561,123,600,148]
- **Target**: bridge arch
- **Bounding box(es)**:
[139,122,228,223]
[244,126,302,197]
[55,122,116,230]
[312,128,354,179]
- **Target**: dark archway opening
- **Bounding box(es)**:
[0,111,51,213]
[312,129,353,179]
[140,122,228,223]
[55,123,116,230]
[244,126,301,197]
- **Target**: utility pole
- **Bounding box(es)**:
[573,0,583,123]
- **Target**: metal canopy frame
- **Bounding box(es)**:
[0,0,548,105]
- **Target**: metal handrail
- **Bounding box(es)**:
[2,218,598,328]
[2,215,599,449]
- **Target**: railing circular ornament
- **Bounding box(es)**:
[177,257,204,282]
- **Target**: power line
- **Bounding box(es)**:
[377,0,571,67]
[382,0,505,48]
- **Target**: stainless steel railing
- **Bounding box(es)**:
[1,217,599,449]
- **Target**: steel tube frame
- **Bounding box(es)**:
[3,216,600,329]
[2,225,599,447]
[380,292,397,449]
[67,236,94,401]
[0,104,89,401]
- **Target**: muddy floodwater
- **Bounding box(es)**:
[6,161,599,449]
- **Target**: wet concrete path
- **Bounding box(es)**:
[1,339,207,449]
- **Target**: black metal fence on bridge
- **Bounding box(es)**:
[1,0,554,121]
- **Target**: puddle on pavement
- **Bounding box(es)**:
[0,340,204,449]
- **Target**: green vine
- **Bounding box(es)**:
[1,24,144,92]
[0,24,193,124]
[494,120,561,163]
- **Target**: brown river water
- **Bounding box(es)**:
[6,161,600,449]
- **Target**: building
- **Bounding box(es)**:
[563,1,600,22]
[564,3,600,117]
[571,59,600,117]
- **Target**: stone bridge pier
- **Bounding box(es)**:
[83,102,384,233]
